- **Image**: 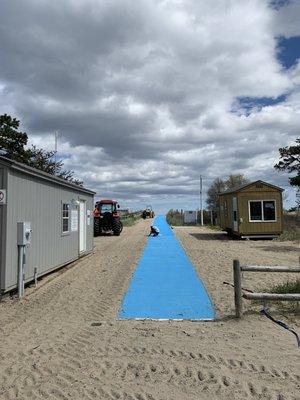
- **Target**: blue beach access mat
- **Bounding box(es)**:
[119,215,215,320]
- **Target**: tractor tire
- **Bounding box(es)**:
[94,217,100,237]
[112,220,123,236]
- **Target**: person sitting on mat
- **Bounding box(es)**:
[148,225,160,236]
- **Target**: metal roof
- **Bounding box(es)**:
[219,180,284,195]
[0,155,96,195]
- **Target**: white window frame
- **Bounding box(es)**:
[248,199,277,223]
[62,203,70,234]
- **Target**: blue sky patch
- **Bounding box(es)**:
[230,33,299,116]
[270,0,291,10]
[232,94,287,115]
[277,36,300,69]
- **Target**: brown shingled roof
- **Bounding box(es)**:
[219,180,283,195]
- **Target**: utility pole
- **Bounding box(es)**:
[200,175,204,226]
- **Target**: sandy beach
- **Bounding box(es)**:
[0,219,299,400]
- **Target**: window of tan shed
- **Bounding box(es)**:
[249,200,276,222]
[263,201,276,221]
[249,201,262,221]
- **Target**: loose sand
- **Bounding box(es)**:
[0,220,299,400]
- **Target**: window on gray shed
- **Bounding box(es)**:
[62,203,70,233]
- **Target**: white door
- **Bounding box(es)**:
[232,197,238,232]
[79,201,86,253]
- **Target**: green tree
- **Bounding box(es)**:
[166,209,183,226]
[206,174,249,210]
[274,138,300,187]
[26,146,83,185]
[0,114,83,185]
[0,114,29,162]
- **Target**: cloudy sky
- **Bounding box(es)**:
[1,0,299,212]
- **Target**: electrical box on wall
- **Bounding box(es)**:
[17,222,32,246]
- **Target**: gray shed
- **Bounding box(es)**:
[0,156,95,294]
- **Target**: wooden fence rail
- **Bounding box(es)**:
[233,259,300,318]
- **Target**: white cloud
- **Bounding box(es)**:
[1,0,299,211]
[272,0,300,37]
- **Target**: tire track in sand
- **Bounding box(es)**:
[1,324,299,400]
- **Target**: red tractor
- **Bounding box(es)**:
[93,199,123,237]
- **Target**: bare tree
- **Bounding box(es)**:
[206,174,249,210]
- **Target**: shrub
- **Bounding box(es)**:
[270,279,300,295]
[265,280,300,314]
[121,215,140,227]
[277,230,300,241]
[166,209,184,226]
[277,212,300,241]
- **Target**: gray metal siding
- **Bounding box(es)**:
[0,167,8,291]
[4,169,94,291]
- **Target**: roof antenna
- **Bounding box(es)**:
[54,131,60,163]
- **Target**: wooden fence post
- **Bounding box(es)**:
[233,259,243,318]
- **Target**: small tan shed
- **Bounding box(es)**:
[219,180,283,238]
